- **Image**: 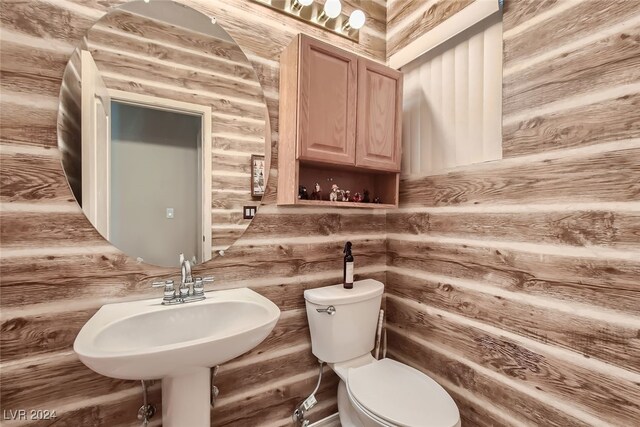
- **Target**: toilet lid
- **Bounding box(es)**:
[347,359,460,427]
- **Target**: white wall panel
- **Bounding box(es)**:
[483,17,504,160]
[401,16,502,176]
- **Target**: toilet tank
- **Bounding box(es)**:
[304,279,384,363]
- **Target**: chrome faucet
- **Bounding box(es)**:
[180,253,193,285]
[151,254,214,305]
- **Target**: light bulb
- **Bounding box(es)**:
[349,9,365,29]
[323,0,342,19]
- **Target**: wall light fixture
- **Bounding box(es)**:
[251,0,365,43]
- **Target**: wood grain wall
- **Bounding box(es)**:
[386,0,640,425]
[4,1,639,426]
[0,0,387,425]
[386,0,476,58]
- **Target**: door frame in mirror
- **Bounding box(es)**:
[100,88,213,263]
[81,50,111,238]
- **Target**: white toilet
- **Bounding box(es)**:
[304,279,461,427]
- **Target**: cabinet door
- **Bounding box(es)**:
[356,59,403,171]
[298,36,357,165]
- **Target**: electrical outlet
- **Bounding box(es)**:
[243,206,257,219]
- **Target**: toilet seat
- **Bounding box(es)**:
[346,359,460,427]
[349,393,396,427]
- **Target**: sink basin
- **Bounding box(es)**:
[74,287,280,426]
[74,287,280,380]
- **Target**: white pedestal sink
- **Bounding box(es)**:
[74,288,280,426]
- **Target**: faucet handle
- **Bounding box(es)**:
[193,277,204,297]
[152,280,175,302]
[152,279,174,289]
[193,277,213,297]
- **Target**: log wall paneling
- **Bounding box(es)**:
[387,0,640,425]
[386,0,476,58]
[0,0,387,425]
[4,0,640,426]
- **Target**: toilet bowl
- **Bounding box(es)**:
[336,358,461,427]
[304,280,461,427]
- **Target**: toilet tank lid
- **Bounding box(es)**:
[304,279,384,305]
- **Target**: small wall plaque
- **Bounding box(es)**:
[251,154,266,197]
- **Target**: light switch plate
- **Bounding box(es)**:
[166,208,174,219]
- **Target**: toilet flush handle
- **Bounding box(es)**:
[316,305,336,315]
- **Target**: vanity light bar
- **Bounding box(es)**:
[251,0,364,43]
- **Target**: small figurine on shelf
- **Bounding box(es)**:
[373,196,381,204]
[362,189,370,203]
[329,184,340,202]
[343,190,351,202]
[353,192,363,203]
[310,182,322,200]
[337,189,345,202]
[298,185,309,200]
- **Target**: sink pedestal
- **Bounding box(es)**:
[162,368,210,426]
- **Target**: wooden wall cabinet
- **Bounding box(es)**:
[278,34,403,208]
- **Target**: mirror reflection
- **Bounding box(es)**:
[57,0,270,267]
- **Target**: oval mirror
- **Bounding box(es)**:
[57,0,270,267]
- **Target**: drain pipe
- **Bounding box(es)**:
[292,360,325,426]
[137,380,156,426]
